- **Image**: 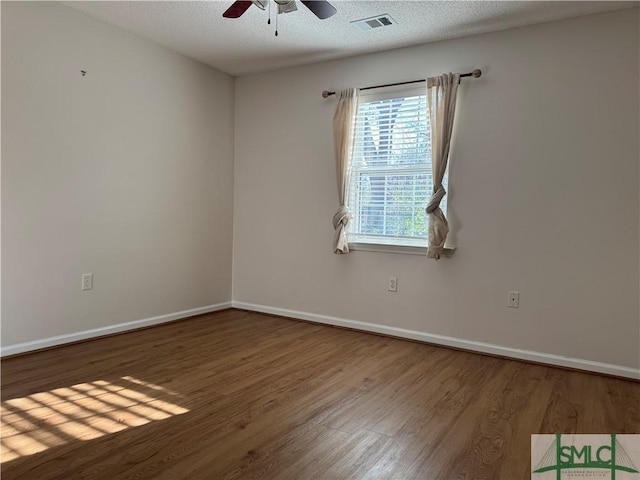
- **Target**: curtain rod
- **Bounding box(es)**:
[321,69,482,98]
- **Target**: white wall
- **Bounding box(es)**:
[233,9,640,370]
[2,3,638,374]
[2,2,234,347]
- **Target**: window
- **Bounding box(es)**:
[346,85,445,250]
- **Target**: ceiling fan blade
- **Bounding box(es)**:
[301,0,336,19]
[223,1,253,18]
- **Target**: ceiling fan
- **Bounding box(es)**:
[223,0,337,20]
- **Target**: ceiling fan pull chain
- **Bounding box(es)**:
[267,0,271,25]
[275,10,278,36]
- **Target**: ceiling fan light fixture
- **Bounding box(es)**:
[222,0,336,21]
[277,1,297,14]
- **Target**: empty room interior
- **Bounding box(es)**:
[1,1,639,478]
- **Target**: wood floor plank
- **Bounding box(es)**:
[1,309,638,480]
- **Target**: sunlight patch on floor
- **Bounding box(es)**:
[1,376,189,463]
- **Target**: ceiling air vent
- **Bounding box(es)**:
[351,14,396,31]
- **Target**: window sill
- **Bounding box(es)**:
[348,242,427,256]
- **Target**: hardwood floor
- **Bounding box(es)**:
[1,309,638,479]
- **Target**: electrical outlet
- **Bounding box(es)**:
[508,291,519,308]
[82,273,93,291]
[388,276,398,292]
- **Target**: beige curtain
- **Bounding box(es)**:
[426,73,460,259]
[332,88,359,254]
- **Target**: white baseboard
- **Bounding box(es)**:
[4,300,637,380]
[232,301,640,380]
[1,302,232,357]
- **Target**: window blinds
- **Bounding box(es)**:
[347,93,438,247]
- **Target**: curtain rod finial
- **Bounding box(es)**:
[471,69,482,78]
[322,90,334,98]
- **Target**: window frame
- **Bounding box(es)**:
[346,84,442,255]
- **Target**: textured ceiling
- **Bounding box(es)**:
[64,1,637,76]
